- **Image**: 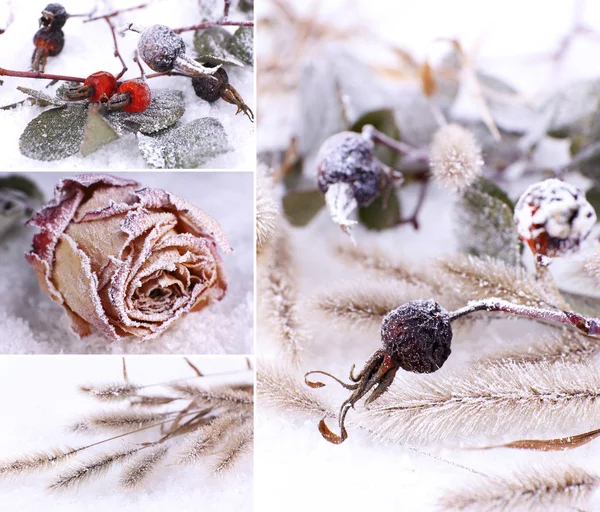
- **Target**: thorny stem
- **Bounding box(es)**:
[447,298,600,337]
[0,67,85,83]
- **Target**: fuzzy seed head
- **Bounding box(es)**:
[429,124,484,192]
[381,299,452,373]
[514,178,597,259]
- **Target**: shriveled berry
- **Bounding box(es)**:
[116,80,152,113]
[40,3,68,31]
[317,131,387,207]
[192,67,228,103]
[65,71,118,102]
[381,300,452,374]
[514,178,597,260]
[33,28,64,56]
[137,24,186,73]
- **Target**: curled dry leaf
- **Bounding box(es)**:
[26,174,231,341]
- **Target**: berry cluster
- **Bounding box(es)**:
[64,72,152,113]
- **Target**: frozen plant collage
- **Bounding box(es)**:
[4,0,600,511]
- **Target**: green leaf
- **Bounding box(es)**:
[81,107,119,157]
[282,189,325,227]
[358,187,401,231]
[194,26,240,65]
[19,105,87,161]
[103,89,185,135]
[350,109,400,167]
[228,26,253,66]
[137,118,230,169]
[456,177,521,266]
[17,86,66,107]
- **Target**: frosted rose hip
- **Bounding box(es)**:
[26,174,231,341]
[514,178,597,260]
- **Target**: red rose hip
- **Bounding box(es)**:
[104,80,152,113]
[64,71,118,103]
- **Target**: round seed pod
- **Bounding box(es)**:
[137,24,186,73]
[191,67,228,103]
[316,131,387,207]
[514,178,597,259]
[381,300,452,374]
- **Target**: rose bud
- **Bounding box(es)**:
[514,178,597,263]
[316,131,390,235]
[25,174,231,341]
[306,299,452,444]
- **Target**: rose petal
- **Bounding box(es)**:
[52,233,119,340]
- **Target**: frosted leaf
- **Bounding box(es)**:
[19,105,87,161]
[103,89,185,135]
[194,26,244,67]
[456,177,521,266]
[228,26,253,66]
[137,117,230,169]
[282,189,325,227]
[81,108,119,157]
[324,182,358,235]
[17,86,66,107]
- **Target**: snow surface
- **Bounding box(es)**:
[0,0,255,169]
[0,355,253,512]
[256,1,600,511]
[0,172,254,354]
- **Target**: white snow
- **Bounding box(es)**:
[0,171,254,354]
[0,0,254,169]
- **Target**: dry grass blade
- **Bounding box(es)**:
[70,411,170,434]
[487,330,600,365]
[120,446,169,490]
[257,361,333,419]
[440,465,599,511]
[129,396,180,407]
[178,414,244,465]
[170,384,253,407]
[0,447,77,477]
[335,244,436,289]
[435,254,568,310]
[213,424,253,476]
[309,278,437,333]
[79,383,141,401]
[49,447,141,491]
[484,426,600,452]
[259,227,308,365]
[365,360,600,446]
[256,166,279,253]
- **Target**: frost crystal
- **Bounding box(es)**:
[514,178,597,259]
[429,124,483,192]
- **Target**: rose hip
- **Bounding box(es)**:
[64,71,118,103]
[104,80,152,113]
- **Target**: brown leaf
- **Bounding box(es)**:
[419,60,436,97]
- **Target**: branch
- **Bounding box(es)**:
[83,4,148,23]
[0,67,85,83]
[173,20,254,33]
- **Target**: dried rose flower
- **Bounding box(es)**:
[25,174,231,341]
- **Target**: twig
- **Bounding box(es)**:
[173,20,254,33]
[223,0,231,18]
[396,176,430,230]
[0,67,85,83]
[104,17,128,80]
[83,4,148,23]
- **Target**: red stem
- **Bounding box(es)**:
[0,67,85,82]
[104,17,128,80]
[83,4,148,23]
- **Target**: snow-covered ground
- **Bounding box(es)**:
[0,172,254,354]
[0,355,253,512]
[256,1,600,510]
[0,0,255,169]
